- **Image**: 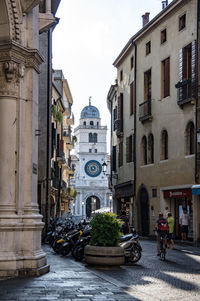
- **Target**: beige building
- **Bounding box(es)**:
[0,0,61,277]
[51,70,75,217]
[109,0,200,244]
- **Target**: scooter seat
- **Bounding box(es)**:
[120,234,133,242]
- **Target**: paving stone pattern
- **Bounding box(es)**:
[0,241,200,300]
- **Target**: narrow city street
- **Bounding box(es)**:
[0,240,200,301]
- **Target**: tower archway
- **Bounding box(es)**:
[86,195,100,218]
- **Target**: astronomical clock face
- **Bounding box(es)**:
[84,160,102,177]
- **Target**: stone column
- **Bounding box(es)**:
[0,39,48,277]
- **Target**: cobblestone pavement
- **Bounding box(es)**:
[0,240,200,301]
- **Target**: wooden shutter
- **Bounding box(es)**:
[164,58,170,97]
[120,93,123,132]
[130,82,134,115]
[126,137,130,163]
[179,48,184,102]
[191,40,197,98]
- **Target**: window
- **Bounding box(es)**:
[89,149,92,153]
[142,136,147,165]
[146,41,151,55]
[148,134,154,164]
[88,133,98,143]
[130,56,134,69]
[112,146,117,172]
[120,70,123,82]
[90,121,94,126]
[179,14,186,31]
[118,141,123,167]
[93,133,97,143]
[89,133,93,142]
[130,81,134,115]
[83,121,86,126]
[161,57,170,98]
[118,93,124,132]
[144,69,151,101]
[152,188,157,198]
[185,122,194,155]
[113,107,117,121]
[161,28,167,44]
[126,135,133,163]
[161,130,168,160]
[95,149,97,153]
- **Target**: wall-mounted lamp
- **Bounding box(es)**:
[102,161,107,174]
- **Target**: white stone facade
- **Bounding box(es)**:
[71,103,111,218]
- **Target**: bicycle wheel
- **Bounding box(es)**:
[160,248,166,261]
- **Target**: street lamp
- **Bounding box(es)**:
[109,194,112,212]
[102,161,107,174]
[82,201,84,218]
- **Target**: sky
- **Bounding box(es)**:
[52,0,172,145]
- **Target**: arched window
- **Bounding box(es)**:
[83,121,86,126]
[142,136,147,165]
[161,130,168,160]
[89,133,93,142]
[90,121,94,126]
[148,134,154,164]
[185,122,194,155]
[93,133,97,143]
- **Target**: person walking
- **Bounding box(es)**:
[181,208,190,241]
[167,212,175,249]
[119,210,130,235]
[155,213,169,256]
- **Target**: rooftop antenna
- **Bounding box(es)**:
[89,96,92,106]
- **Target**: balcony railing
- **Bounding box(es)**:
[175,79,194,106]
[139,99,152,122]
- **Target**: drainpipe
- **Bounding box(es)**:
[132,41,137,228]
[195,1,200,184]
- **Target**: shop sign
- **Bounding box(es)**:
[164,188,192,199]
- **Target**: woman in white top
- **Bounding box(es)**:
[181,208,190,241]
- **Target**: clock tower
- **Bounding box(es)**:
[71,99,110,218]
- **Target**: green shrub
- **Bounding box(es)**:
[90,213,122,247]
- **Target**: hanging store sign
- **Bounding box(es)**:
[163,188,192,199]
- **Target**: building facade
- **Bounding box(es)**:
[0,0,57,277]
[109,0,200,244]
[51,70,75,218]
[71,100,111,218]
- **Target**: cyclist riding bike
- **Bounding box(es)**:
[155,213,169,257]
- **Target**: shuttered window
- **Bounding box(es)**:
[118,141,123,167]
[118,93,124,132]
[144,70,151,101]
[130,81,134,115]
[162,57,170,98]
[112,146,117,172]
[126,135,134,163]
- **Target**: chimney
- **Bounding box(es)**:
[162,0,168,9]
[142,12,150,27]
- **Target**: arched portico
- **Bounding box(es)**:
[0,0,48,278]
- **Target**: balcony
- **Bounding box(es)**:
[56,150,66,164]
[175,79,195,107]
[114,120,123,138]
[139,99,152,122]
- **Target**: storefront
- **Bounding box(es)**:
[114,181,134,225]
[163,188,193,239]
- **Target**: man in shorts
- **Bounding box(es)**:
[181,208,190,241]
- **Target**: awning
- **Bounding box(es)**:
[192,185,200,195]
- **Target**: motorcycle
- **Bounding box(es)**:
[119,228,142,263]
[72,227,91,261]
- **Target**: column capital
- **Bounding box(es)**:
[0,41,43,73]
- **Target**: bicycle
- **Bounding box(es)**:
[160,232,168,261]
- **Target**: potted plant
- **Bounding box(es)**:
[84,212,125,266]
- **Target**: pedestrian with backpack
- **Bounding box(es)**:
[155,212,169,256]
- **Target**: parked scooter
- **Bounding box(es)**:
[72,226,91,261]
[119,227,142,263]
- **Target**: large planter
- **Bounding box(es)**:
[84,245,124,266]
